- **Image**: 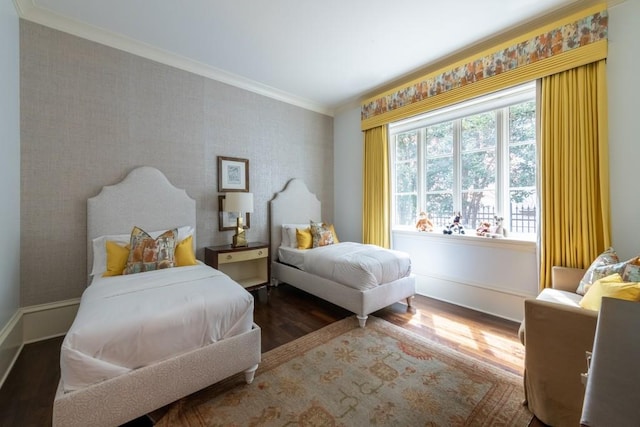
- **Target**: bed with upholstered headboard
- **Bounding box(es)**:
[269,178,415,327]
[52,166,261,427]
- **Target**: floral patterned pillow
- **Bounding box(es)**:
[124,226,177,275]
[576,247,619,295]
[310,221,335,248]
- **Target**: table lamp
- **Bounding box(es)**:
[224,192,253,247]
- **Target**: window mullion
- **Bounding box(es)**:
[453,119,461,213]
[417,128,425,213]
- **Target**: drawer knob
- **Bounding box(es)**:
[226,255,233,260]
[258,250,263,256]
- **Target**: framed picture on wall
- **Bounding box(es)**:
[218,195,251,231]
[218,156,249,192]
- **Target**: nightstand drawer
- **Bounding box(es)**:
[218,248,268,264]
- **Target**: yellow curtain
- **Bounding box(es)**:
[363,125,390,248]
[539,59,610,289]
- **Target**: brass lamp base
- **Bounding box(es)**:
[232,216,248,247]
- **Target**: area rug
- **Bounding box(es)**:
[156,316,532,426]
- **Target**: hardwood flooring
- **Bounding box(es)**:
[0,284,540,426]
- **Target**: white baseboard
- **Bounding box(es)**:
[0,310,23,389]
[415,274,527,323]
[0,298,80,389]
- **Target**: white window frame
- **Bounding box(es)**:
[389,82,537,241]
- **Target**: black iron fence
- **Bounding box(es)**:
[428,205,536,233]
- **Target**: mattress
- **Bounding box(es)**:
[280,242,411,291]
[278,246,306,270]
[60,264,254,392]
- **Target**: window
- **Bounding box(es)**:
[390,83,537,240]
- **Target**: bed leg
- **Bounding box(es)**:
[270,277,280,287]
[356,315,368,328]
[244,364,259,384]
[406,295,414,307]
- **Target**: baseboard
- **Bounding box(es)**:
[0,310,23,390]
[22,298,80,344]
[415,274,527,323]
[0,298,80,389]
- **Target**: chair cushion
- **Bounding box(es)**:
[536,288,583,308]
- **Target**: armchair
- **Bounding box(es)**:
[519,266,598,427]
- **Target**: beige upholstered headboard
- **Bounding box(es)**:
[269,178,321,261]
[87,166,196,273]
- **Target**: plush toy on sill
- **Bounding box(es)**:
[476,221,492,236]
[443,211,465,235]
[485,215,508,238]
[415,211,434,232]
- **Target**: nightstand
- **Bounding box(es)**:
[204,242,270,291]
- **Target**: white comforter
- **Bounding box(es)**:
[303,242,411,290]
[60,264,254,392]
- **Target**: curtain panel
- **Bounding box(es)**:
[361,4,607,131]
[539,60,610,289]
[362,126,390,248]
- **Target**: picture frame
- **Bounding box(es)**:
[218,195,251,231]
[218,156,249,192]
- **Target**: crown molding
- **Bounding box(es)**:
[14,0,334,117]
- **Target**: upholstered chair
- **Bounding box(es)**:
[519,266,598,427]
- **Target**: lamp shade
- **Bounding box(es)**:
[225,192,254,213]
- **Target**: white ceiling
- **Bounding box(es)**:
[16,0,582,115]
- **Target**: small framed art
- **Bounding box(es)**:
[218,195,251,231]
[218,156,249,192]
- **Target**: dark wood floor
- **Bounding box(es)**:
[0,284,540,427]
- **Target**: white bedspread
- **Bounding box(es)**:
[303,242,411,290]
[60,264,254,392]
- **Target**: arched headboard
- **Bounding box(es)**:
[87,166,196,273]
[269,179,321,260]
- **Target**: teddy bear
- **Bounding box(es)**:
[443,212,464,235]
[415,211,434,232]
[476,221,492,236]
[485,215,508,238]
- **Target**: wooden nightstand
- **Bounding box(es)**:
[204,242,270,291]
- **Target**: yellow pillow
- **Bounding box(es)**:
[296,227,313,249]
[103,241,130,277]
[175,235,197,266]
[579,273,640,311]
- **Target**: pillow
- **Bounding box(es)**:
[296,227,313,249]
[175,235,197,266]
[576,247,619,295]
[588,256,640,287]
[91,225,193,276]
[102,241,130,277]
[123,226,177,275]
[283,223,312,248]
[579,273,640,311]
[310,221,334,248]
[326,224,340,243]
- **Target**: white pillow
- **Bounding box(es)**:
[90,225,194,276]
[282,223,310,248]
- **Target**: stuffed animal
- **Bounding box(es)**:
[415,211,434,232]
[485,215,508,238]
[443,211,465,235]
[476,221,491,236]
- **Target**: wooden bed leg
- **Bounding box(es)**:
[406,295,414,307]
[356,315,368,328]
[244,364,259,384]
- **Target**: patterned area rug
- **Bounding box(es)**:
[156,316,532,426]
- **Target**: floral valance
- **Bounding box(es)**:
[361,5,608,130]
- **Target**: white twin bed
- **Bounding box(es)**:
[53,167,261,427]
[270,179,416,327]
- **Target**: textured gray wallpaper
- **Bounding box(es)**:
[20,20,334,306]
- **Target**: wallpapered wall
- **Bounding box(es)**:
[20,20,334,306]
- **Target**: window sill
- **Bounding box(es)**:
[392,228,536,250]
